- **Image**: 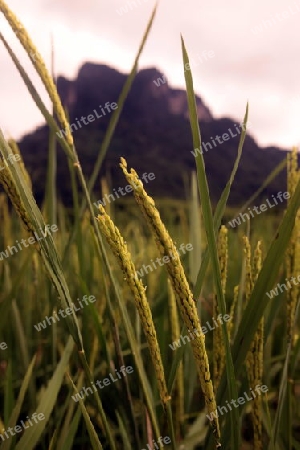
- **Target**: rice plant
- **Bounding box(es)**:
[0,2,299,449]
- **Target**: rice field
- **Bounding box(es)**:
[0,2,299,449]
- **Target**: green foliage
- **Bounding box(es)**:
[0,2,299,449]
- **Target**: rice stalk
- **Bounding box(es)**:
[119,157,221,446]
[213,226,228,391]
[0,0,73,149]
[244,237,264,450]
[96,204,170,409]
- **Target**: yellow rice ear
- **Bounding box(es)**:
[0,160,34,237]
[286,147,300,345]
[0,0,73,148]
[244,238,264,450]
[96,206,170,409]
[213,225,228,390]
[120,157,221,444]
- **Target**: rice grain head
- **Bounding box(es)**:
[96,204,170,409]
[213,226,228,391]
[286,147,300,345]
[0,0,73,148]
[119,157,221,445]
[244,238,264,450]
[0,160,34,237]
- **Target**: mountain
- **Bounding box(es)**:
[17,62,289,207]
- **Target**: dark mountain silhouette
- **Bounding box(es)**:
[18,62,289,207]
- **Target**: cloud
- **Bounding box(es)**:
[0,0,299,148]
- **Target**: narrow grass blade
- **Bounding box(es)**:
[11,300,35,404]
[189,171,202,285]
[181,412,208,449]
[56,372,85,450]
[1,356,36,450]
[181,35,239,449]
[167,342,186,393]
[15,338,73,450]
[194,104,249,298]
[116,411,132,450]
[44,115,57,225]
[268,342,291,449]
[59,407,82,450]
[87,3,158,195]
[68,376,103,450]
[239,157,287,214]
[3,361,14,428]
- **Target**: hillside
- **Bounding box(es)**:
[18,63,288,206]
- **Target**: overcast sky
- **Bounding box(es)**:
[1,0,300,149]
